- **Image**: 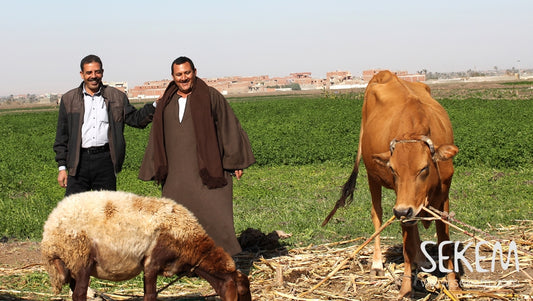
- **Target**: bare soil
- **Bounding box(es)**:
[1,222,531,300]
[0,239,41,269]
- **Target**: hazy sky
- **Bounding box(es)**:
[1,0,531,96]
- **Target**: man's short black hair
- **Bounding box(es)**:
[171,56,195,74]
[80,55,103,71]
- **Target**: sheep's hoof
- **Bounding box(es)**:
[143,293,157,301]
[370,268,384,278]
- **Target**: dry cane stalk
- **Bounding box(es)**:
[429,206,500,241]
[421,207,495,246]
[422,207,531,257]
[441,285,460,301]
[299,215,396,297]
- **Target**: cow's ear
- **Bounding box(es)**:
[372,152,391,167]
[434,144,459,161]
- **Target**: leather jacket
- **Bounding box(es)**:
[54,82,155,176]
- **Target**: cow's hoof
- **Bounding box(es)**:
[397,277,413,300]
[447,274,462,291]
[397,289,412,300]
[370,268,385,278]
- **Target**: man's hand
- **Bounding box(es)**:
[234,169,243,180]
[57,170,68,188]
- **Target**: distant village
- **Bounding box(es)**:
[1,67,528,105]
[123,69,424,101]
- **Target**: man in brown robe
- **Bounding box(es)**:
[139,56,255,255]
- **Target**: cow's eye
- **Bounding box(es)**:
[419,166,429,176]
[389,166,396,175]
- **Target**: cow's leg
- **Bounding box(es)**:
[143,266,159,301]
[368,178,384,277]
[398,223,420,299]
[436,197,461,291]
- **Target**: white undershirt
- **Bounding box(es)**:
[178,96,187,122]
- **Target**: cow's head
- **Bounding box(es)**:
[372,136,458,224]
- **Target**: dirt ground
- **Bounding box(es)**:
[0,239,42,270]
[1,222,532,300]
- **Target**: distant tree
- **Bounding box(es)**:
[466,69,485,77]
[27,94,37,103]
[425,72,440,80]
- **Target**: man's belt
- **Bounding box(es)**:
[81,143,109,154]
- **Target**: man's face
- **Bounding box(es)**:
[172,62,196,95]
[80,62,103,95]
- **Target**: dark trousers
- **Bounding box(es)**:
[65,149,116,197]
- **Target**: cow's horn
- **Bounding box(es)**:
[420,136,435,155]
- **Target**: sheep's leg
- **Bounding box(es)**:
[71,264,93,301]
[142,268,158,301]
[69,278,76,293]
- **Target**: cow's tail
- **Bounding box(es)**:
[322,127,363,226]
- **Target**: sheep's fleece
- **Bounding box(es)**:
[41,190,240,293]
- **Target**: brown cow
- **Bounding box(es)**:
[323,70,459,299]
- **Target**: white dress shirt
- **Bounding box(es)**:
[81,86,109,148]
[59,86,109,171]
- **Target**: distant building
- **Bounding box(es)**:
[327,71,352,84]
[104,81,128,94]
[290,72,312,79]
[128,80,169,99]
[128,73,326,98]
[362,69,425,82]
[327,71,356,87]
[207,75,270,94]
[127,69,424,99]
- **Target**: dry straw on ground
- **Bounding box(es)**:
[0,218,531,300]
[239,218,532,300]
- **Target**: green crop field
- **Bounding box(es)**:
[1,92,531,247]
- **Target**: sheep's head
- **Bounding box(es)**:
[222,270,251,301]
[195,268,251,301]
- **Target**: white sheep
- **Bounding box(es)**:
[41,190,251,301]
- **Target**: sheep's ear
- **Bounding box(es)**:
[236,271,251,300]
[221,277,238,301]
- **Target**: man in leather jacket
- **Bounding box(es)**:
[54,54,155,196]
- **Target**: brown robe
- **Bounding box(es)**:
[139,87,255,255]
